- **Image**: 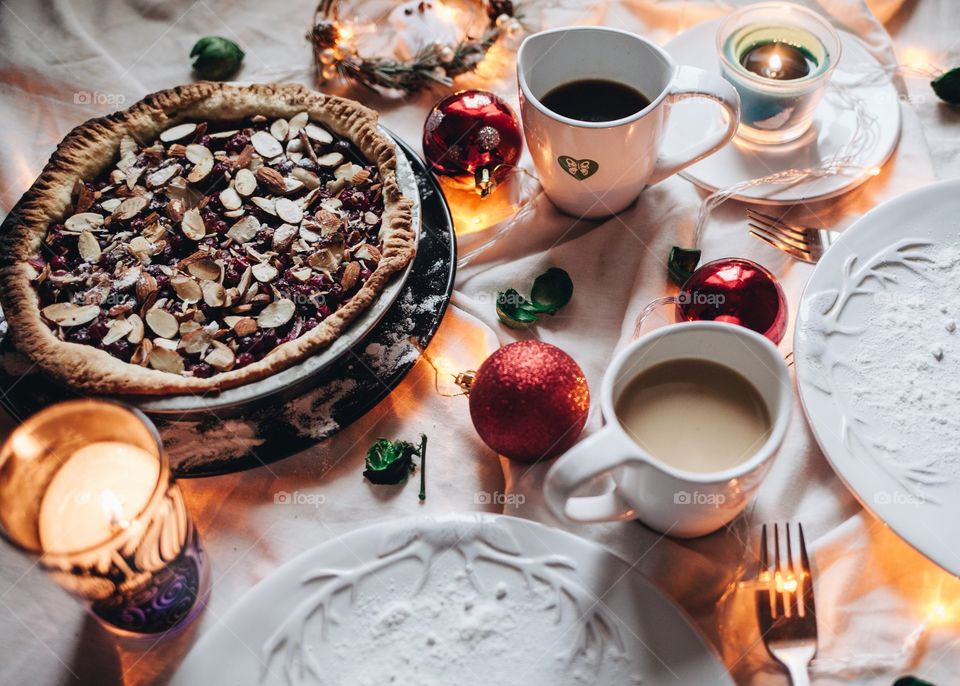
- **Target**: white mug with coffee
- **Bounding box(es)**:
[543,322,791,538]
[517,27,741,218]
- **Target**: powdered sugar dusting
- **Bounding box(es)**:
[849,241,960,478]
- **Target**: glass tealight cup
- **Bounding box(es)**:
[717,2,841,145]
[0,400,210,638]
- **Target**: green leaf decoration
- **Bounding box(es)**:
[190,36,245,81]
[496,268,574,327]
[496,289,540,328]
[932,67,960,105]
[363,439,418,485]
[893,677,936,686]
[668,246,701,285]
[530,267,574,314]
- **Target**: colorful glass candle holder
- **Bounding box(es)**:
[717,2,841,145]
[0,400,209,637]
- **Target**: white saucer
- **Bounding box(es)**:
[665,19,901,206]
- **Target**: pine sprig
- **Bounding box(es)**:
[310,1,520,94]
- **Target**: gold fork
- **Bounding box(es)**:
[757,522,818,686]
[748,208,839,264]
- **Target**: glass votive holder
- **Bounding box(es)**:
[717,2,841,145]
[0,400,210,638]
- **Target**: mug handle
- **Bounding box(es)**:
[646,65,741,186]
[543,426,641,523]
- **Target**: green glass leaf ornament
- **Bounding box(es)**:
[190,36,245,81]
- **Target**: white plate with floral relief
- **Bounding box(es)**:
[665,19,901,206]
[170,514,732,686]
[795,179,960,575]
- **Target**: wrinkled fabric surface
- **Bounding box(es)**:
[1,0,959,684]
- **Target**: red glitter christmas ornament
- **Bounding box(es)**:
[422,89,523,197]
[467,341,589,463]
[676,258,788,344]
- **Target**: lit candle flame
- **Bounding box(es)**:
[100,490,129,531]
[768,52,783,79]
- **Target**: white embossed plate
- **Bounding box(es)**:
[795,179,960,575]
[170,514,732,685]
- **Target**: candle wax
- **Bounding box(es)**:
[740,41,816,80]
[38,442,160,554]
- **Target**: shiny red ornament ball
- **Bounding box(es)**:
[676,257,788,344]
[468,341,589,463]
[422,89,523,196]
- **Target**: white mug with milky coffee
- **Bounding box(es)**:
[544,322,791,538]
[517,26,741,218]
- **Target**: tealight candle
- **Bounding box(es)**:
[0,401,209,637]
[716,2,841,145]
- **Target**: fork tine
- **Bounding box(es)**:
[749,229,815,264]
[748,222,812,253]
[798,523,817,617]
[746,209,808,240]
[758,523,774,622]
[785,522,799,619]
[773,523,785,619]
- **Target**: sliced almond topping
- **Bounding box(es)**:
[65,212,105,232]
[291,167,321,190]
[167,143,188,158]
[171,275,202,303]
[160,123,197,143]
[208,129,239,139]
[274,198,303,224]
[304,124,333,144]
[186,156,214,183]
[283,178,305,194]
[181,207,206,240]
[102,318,134,345]
[354,244,381,263]
[179,320,202,336]
[233,316,257,337]
[205,340,236,371]
[340,261,361,290]
[148,347,185,374]
[185,144,213,165]
[255,166,287,195]
[270,119,290,142]
[309,246,343,271]
[180,329,212,355]
[147,164,182,188]
[286,138,304,155]
[272,223,298,252]
[251,130,283,158]
[288,112,309,139]
[77,231,102,263]
[135,271,158,301]
[237,265,253,295]
[219,187,242,210]
[251,262,278,282]
[114,196,149,222]
[227,215,260,243]
[291,266,313,282]
[127,313,145,344]
[145,308,179,339]
[335,162,365,182]
[250,197,276,216]
[257,298,295,328]
[234,168,258,196]
[316,152,344,168]
[202,281,226,307]
[131,338,152,366]
[42,302,100,327]
[100,198,123,213]
[363,211,380,225]
[187,257,221,281]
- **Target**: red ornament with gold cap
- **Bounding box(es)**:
[464,341,589,463]
[422,89,523,197]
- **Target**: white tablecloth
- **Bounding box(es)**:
[1,1,959,684]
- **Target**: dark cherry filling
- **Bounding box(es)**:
[34,113,387,376]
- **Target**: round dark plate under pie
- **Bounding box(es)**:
[0,132,455,477]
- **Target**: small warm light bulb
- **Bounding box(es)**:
[100,490,129,531]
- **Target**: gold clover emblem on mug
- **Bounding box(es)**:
[558,155,599,181]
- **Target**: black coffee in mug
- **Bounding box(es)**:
[540,78,651,123]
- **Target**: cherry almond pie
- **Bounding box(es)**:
[0,83,415,394]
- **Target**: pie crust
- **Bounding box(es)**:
[0,82,415,395]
